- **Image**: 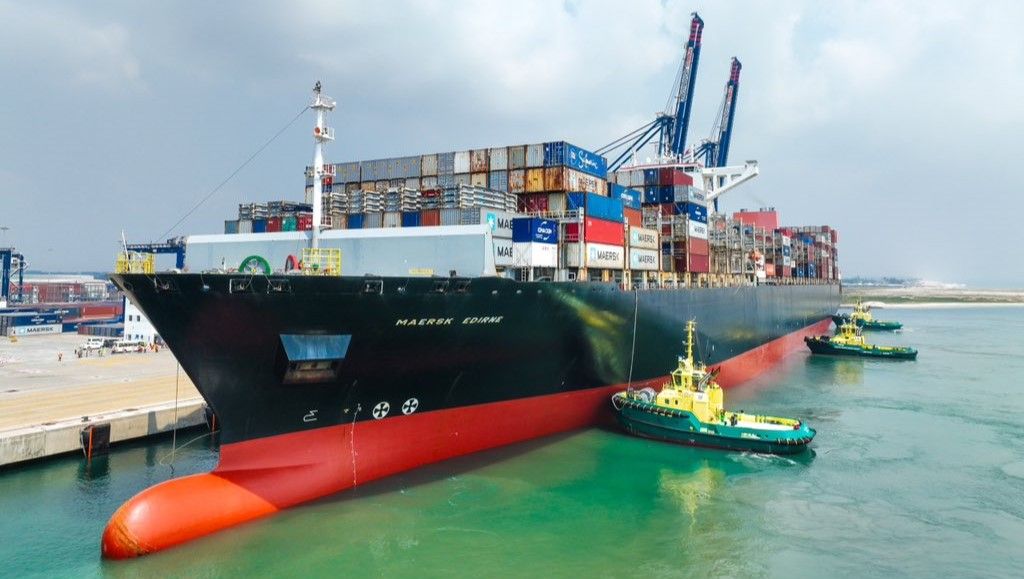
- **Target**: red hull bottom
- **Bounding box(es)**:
[101,318,831,558]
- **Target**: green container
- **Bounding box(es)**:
[282,216,298,231]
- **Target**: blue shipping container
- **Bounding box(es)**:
[643,186,659,204]
[680,202,708,224]
[3,312,62,326]
[253,219,267,233]
[488,170,509,192]
[565,143,608,178]
[401,212,421,227]
[658,186,674,204]
[347,214,364,229]
[644,169,659,185]
[512,218,558,244]
[543,141,565,166]
[609,184,641,210]
[437,152,456,174]
[567,192,624,223]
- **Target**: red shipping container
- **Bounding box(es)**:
[659,203,676,216]
[660,168,694,186]
[624,208,642,227]
[517,193,548,213]
[688,237,709,255]
[565,222,581,242]
[733,210,779,230]
[660,224,672,237]
[421,188,440,198]
[583,217,624,245]
[766,263,776,277]
[674,254,710,273]
[296,213,313,230]
[267,217,282,232]
[421,209,440,226]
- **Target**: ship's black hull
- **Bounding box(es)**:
[111,274,840,445]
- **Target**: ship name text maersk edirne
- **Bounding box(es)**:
[102,75,840,556]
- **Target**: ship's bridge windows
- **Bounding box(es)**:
[278,334,351,385]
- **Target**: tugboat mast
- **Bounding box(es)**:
[310,81,336,249]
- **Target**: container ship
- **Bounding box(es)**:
[102,18,841,558]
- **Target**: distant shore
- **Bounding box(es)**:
[843,286,1024,308]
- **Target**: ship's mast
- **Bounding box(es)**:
[310,81,336,249]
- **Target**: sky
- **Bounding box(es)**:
[1,0,1022,287]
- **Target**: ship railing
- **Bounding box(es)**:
[115,252,155,274]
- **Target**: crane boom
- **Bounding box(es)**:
[697,57,742,168]
[667,13,704,157]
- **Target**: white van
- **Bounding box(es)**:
[111,340,145,354]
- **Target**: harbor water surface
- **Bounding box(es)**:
[2,307,1023,578]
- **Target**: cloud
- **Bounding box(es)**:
[0,1,141,92]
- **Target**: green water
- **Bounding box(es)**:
[3,307,1023,578]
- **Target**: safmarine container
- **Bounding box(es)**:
[629,247,660,271]
[512,217,558,244]
[628,226,659,249]
[564,143,608,178]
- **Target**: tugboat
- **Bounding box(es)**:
[611,321,816,455]
[805,321,917,360]
[832,300,902,331]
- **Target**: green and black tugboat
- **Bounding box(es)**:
[805,321,917,360]
[832,300,902,331]
[611,321,816,455]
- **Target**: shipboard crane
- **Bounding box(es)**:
[694,57,742,170]
[597,13,705,172]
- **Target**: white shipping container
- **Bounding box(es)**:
[629,171,644,187]
[474,208,516,239]
[420,154,438,177]
[8,324,61,337]
[493,237,514,266]
[586,242,625,269]
[629,247,660,271]
[454,151,471,174]
[526,144,545,167]
[421,176,438,189]
[488,147,508,171]
[687,220,709,240]
[566,169,603,195]
[238,219,253,234]
[781,235,792,246]
[383,212,402,228]
[513,242,559,268]
[628,226,659,249]
[548,192,567,213]
[784,256,793,267]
